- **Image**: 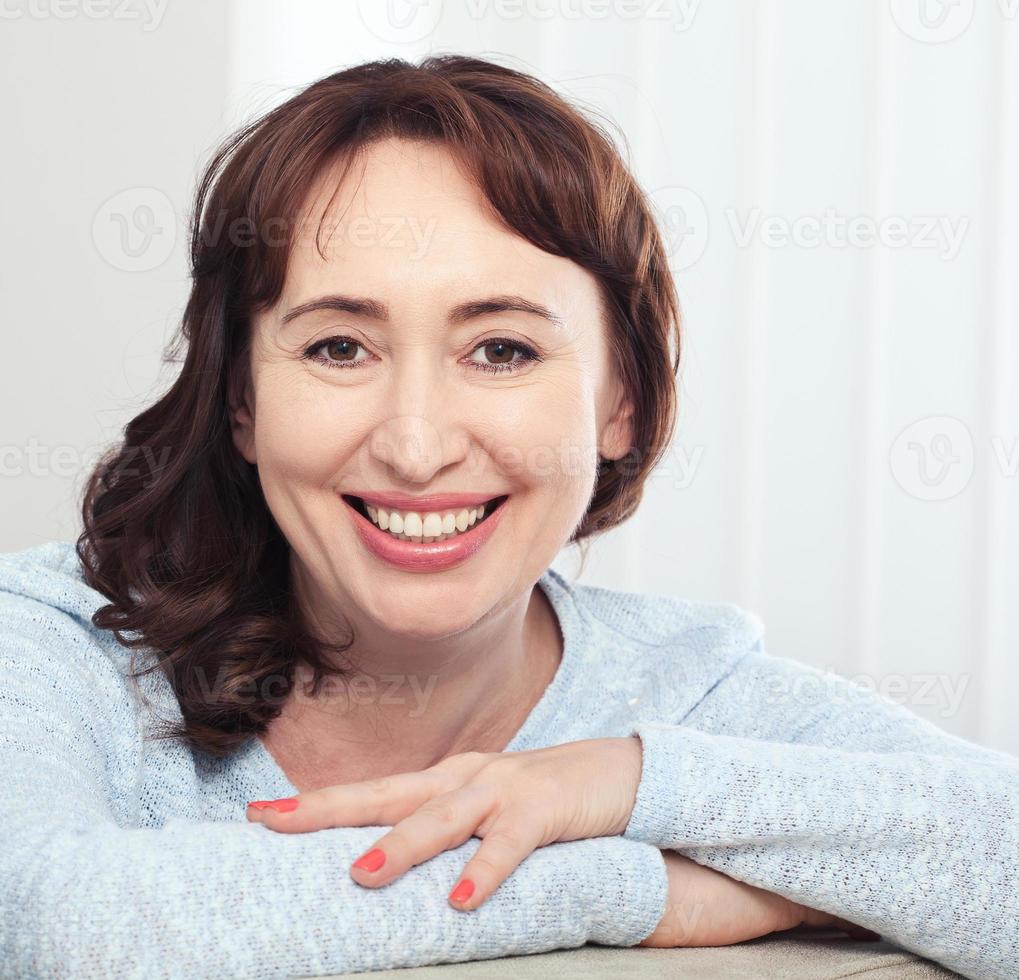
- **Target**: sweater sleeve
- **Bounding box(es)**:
[621,635,1019,980]
[1,593,668,980]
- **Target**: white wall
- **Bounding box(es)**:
[3,0,1017,753]
[0,1,229,540]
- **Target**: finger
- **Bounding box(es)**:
[246,767,460,834]
[803,909,881,942]
[446,815,546,912]
[835,918,881,941]
[430,751,496,780]
[350,783,495,887]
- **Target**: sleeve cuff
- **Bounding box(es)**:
[621,721,806,847]
[622,722,699,846]
[583,835,669,947]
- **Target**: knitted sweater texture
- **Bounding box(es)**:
[2,540,1016,979]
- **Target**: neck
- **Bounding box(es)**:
[262,573,563,787]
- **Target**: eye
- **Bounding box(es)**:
[300,335,542,374]
[301,336,373,370]
[466,338,542,374]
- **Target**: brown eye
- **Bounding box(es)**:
[301,336,372,370]
[481,342,514,365]
[466,337,541,374]
[325,339,359,362]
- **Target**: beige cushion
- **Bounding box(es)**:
[320,927,962,978]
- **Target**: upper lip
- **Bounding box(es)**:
[344,491,507,512]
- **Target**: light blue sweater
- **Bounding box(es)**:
[2,540,1016,979]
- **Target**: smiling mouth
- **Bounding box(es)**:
[342,494,509,544]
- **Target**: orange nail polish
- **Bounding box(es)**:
[352,848,386,872]
[247,798,299,812]
[449,879,475,904]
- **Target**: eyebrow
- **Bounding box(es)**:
[279,293,565,331]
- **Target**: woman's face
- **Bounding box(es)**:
[232,137,632,640]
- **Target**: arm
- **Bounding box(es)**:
[622,635,1019,980]
[1,592,668,980]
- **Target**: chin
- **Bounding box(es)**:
[364,598,490,642]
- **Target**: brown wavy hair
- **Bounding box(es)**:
[77,54,682,759]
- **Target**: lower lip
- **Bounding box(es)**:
[343,496,508,572]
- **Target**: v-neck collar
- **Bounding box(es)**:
[242,567,589,797]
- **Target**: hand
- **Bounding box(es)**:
[638,851,880,948]
[245,737,644,910]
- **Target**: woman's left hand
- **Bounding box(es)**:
[245,736,644,910]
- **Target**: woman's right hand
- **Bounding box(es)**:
[638,850,880,948]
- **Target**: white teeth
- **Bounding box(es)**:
[360,499,499,542]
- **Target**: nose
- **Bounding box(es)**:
[368,414,443,484]
[367,378,470,486]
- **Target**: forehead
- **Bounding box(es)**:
[276,137,601,323]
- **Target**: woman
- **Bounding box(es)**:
[1,55,1016,979]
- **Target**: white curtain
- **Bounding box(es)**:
[225,0,1019,753]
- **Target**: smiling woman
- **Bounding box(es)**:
[226,132,643,661]
[2,54,1018,980]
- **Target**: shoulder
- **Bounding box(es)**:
[0,539,158,716]
[0,542,159,817]
[0,538,107,625]
[541,567,766,724]
[545,567,765,652]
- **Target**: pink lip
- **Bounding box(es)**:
[346,490,504,511]
[343,495,508,572]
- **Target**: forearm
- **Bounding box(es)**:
[6,815,667,978]
[0,594,669,979]
[624,721,1019,980]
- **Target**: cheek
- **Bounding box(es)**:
[489,378,600,498]
[253,378,367,483]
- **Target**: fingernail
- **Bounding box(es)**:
[247,798,299,813]
[449,879,475,904]
[352,848,387,873]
